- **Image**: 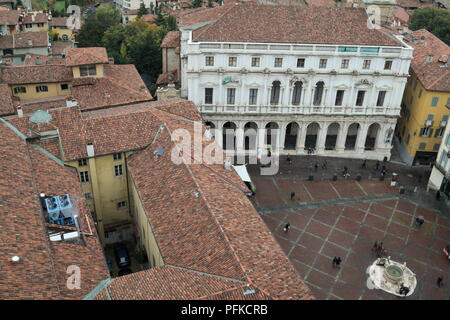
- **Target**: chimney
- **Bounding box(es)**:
[35,56,41,65]
[86,143,95,157]
[28,40,33,46]
[32,13,36,22]
[17,106,23,118]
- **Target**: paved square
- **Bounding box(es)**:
[252,177,450,300]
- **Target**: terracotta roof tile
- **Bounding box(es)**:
[70,64,152,110]
[305,0,336,6]
[0,9,19,24]
[1,64,72,84]
[161,30,180,48]
[22,12,48,24]
[49,17,68,27]
[5,97,314,300]
[141,14,157,23]
[0,122,109,299]
[0,31,49,49]
[405,29,450,91]
[176,4,233,27]
[66,47,109,66]
[193,4,402,46]
[51,41,74,56]
[0,83,14,116]
[156,69,177,85]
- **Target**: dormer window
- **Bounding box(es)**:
[80,64,97,77]
[426,56,433,63]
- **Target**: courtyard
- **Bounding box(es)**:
[248,156,450,300]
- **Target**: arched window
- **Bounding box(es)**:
[291,81,302,105]
[270,81,281,105]
[313,81,324,106]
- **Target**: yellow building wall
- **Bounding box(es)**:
[22,22,49,33]
[71,64,104,78]
[129,174,164,268]
[52,27,74,40]
[10,82,71,101]
[67,151,131,242]
[399,73,450,158]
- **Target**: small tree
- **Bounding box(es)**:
[154,10,166,26]
[166,15,177,31]
[410,8,450,46]
[192,0,202,8]
[137,2,149,18]
[207,0,213,7]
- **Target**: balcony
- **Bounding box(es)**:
[198,104,399,116]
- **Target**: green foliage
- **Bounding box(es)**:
[154,11,166,26]
[76,5,121,48]
[191,0,202,8]
[207,0,213,7]
[409,8,450,46]
[166,15,177,31]
[15,0,23,8]
[137,2,149,18]
[101,21,166,85]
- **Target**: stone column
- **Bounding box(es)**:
[356,122,370,153]
[316,122,328,153]
[336,122,348,153]
[216,122,223,149]
[235,123,245,153]
[297,124,307,154]
[279,122,287,154]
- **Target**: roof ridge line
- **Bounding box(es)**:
[192,3,236,39]
[154,121,249,282]
[165,264,246,283]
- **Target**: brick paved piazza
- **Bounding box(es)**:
[248,162,450,300]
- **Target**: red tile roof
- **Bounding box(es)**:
[161,30,180,48]
[0,9,19,24]
[193,4,402,46]
[51,41,74,56]
[70,64,152,110]
[141,14,157,23]
[1,64,72,84]
[405,29,450,92]
[121,106,313,300]
[176,4,233,27]
[305,0,336,6]
[0,31,49,49]
[156,69,177,85]
[66,47,109,66]
[0,83,14,116]
[0,121,109,299]
[22,12,48,24]
[4,98,314,300]
[49,17,68,27]
[96,266,270,299]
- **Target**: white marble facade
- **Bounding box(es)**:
[180,29,413,160]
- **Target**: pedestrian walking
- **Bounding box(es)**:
[415,216,425,227]
[290,192,296,201]
[336,257,342,268]
[332,257,338,268]
[375,161,380,171]
[314,162,318,172]
[287,155,292,165]
[362,159,367,169]
[372,241,379,253]
[437,277,444,288]
[283,223,291,233]
[322,160,327,170]
[436,190,441,201]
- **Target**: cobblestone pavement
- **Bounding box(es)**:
[246,155,450,300]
